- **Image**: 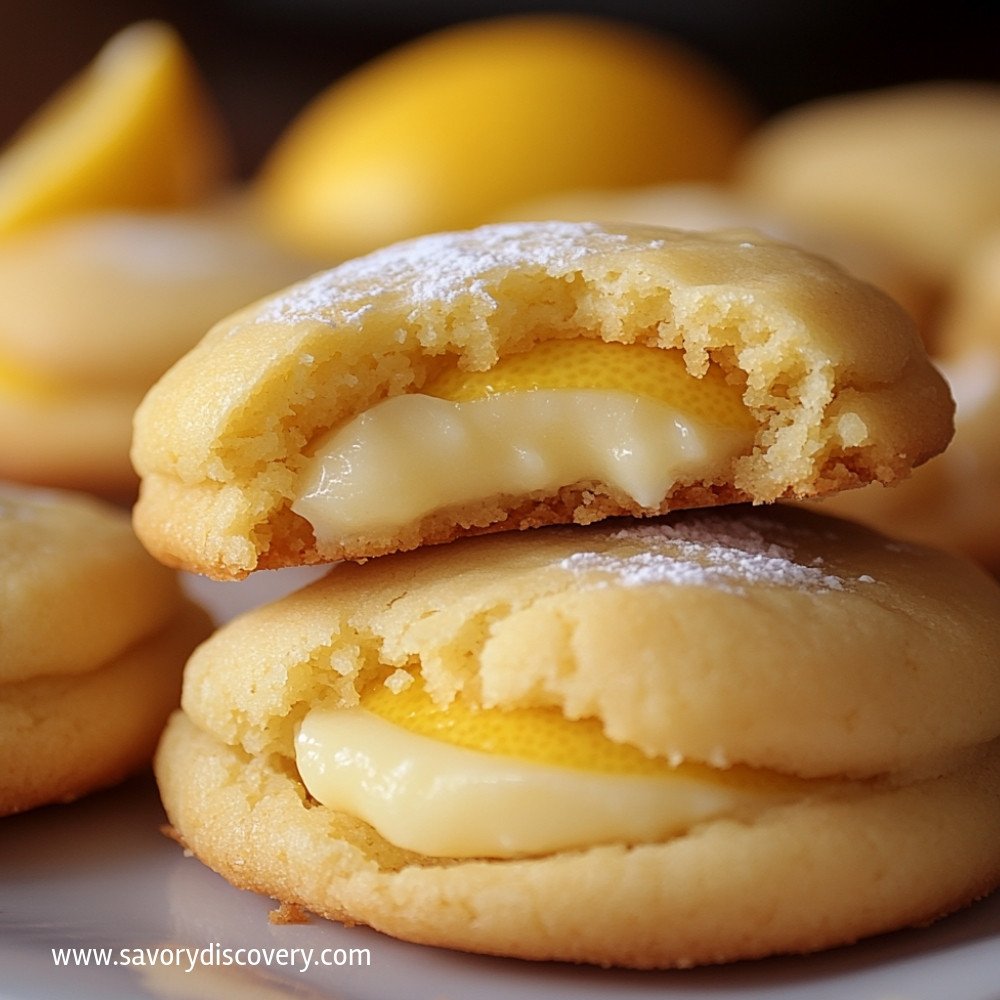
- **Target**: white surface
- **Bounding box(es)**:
[2,567,999,1000]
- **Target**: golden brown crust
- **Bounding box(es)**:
[156,712,1000,969]
[159,503,1000,966]
[131,221,952,579]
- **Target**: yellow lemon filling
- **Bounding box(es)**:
[295,672,807,859]
[292,340,756,542]
[423,339,753,425]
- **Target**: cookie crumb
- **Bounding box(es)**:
[269,901,311,925]
[159,823,183,844]
[385,668,414,694]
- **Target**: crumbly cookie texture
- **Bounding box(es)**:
[156,505,1000,967]
[0,482,212,816]
[132,221,953,579]
[810,230,1000,569]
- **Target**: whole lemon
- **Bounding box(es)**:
[256,14,755,261]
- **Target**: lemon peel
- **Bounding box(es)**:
[424,338,755,431]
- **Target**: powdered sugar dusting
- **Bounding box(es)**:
[558,515,867,595]
[253,221,657,326]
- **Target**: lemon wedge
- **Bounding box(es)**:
[0,21,231,235]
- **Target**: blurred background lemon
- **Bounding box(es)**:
[254,14,756,260]
[0,20,231,236]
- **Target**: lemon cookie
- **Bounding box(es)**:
[155,504,1000,968]
[131,221,953,579]
[736,82,1000,286]
[0,202,310,495]
[0,483,212,816]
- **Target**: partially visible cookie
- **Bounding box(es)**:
[814,231,1000,569]
[131,220,952,579]
[938,229,1000,358]
[0,483,212,816]
[0,201,310,495]
[736,82,1000,286]
[155,504,1000,968]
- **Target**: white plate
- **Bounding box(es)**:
[3,568,999,1000]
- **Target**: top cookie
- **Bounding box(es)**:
[131,221,953,579]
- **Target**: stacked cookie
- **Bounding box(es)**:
[134,221,1000,968]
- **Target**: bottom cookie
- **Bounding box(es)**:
[153,506,1000,968]
[157,713,1000,968]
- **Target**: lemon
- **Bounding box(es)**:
[0,21,231,236]
[256,14,755,260]
[361,671,820,801]
[423,338,755,431]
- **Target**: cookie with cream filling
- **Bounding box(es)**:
[132,220,953,579]
[0,483,212,816]
[155,504,1000,967]
[0,202,310,496]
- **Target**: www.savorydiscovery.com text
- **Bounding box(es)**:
[51,943,372,974]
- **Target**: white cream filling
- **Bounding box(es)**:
[295,707,800,859]
[293,389,753,542]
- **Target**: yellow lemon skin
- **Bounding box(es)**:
[423,338,755,432]
[362,673,808,795]
[0,21,231,236]
[363,672,673,777]
[256,14,756,260]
